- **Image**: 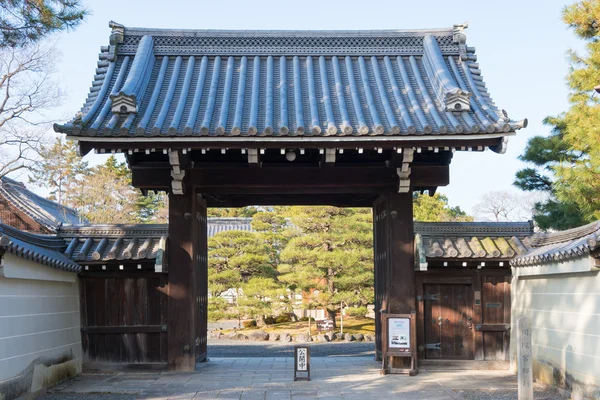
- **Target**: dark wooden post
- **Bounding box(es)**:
[167,188,206,371]
[373,192,416,362]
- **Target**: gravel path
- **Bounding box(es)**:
[207,339,375,357]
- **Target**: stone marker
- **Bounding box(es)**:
[517,316,533,400]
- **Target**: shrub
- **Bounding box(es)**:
[242,319,257,328]
[345,306,368,317]
[299,316,315,322]
[264,316,275,325]
[274,314,293,324]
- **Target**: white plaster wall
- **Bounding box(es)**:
[510,256,600,390]
[0,254,81,384]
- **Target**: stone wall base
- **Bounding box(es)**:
[0,352,80,400]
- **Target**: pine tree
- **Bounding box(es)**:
[277,207,373,327]
[514,0,600,229]
[0,0,88,48]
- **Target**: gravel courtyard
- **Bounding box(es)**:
[207,339,375,358]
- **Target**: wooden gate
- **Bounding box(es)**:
[479,274,511,360]
[195,201,208,361]
[79,274,168,368]
[423,283,474,359]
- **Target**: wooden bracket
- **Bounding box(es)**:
[169,152,186,195]
[396,148,414,193]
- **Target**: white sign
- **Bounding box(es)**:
[517,316,533,400]
[388,318,410,351]
[296,347,308,371]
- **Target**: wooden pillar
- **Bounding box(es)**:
[373,192,416,361]
[167,188,207,371]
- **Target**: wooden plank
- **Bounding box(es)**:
[167,190,198,371]
[386,192,415,314]
[473,273,484,361]
[424,284,441,360]
[83,326,166,334]
[195,198,208,362]
[81,137,503,155]
[503,275,511,361]
[476,324,510,332]
[415,276,425,361]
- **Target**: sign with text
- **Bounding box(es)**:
[388,317,411,352]
[517,316,533,400]
[294,346,310,381]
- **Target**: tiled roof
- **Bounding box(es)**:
[0,223,81,273]
[0,176,84,231]
[414,222,533,267]
[59,224,168,271]
[54,23,526,139]
[511,221,600,267]
[58,218,254,271]
[207,218,253,237]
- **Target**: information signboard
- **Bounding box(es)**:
[381,313,417,375]
[388,317,411,351]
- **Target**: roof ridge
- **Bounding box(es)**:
[527,220,600,247]
[121,27,456,37]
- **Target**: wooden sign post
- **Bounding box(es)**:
[380,313,418,375]
[517,316,533,400]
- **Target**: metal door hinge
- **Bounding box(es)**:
[425,343,441,350]
[417,294,440,302]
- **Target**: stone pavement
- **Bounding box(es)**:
[47,357,520,399]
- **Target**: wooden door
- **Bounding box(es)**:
[481,275,511,360]
[423,284,474,359]
[195,200,208,362]
[80,275,168,365]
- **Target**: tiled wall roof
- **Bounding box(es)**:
[0,223,81,273]
[0,176,84,232]
[414,222,533,267]
[54,24,526,139]
[511,221,600,267]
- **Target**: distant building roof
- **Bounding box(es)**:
[54,23,525,144]
[0,223,81,273]
[511,221,600,267]
[0,176,84,232]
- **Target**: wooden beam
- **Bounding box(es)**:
[82,325,166,334]
[201,193,379,207]
[78,137,506,154]
[167,190,197,371]
[130,165,449,192]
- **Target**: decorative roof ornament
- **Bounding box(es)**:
[453,23,468,62]
[110,35,155,114]
[422,35,471,112]
[108,21,125,62]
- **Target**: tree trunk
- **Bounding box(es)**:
[327,309,337,328]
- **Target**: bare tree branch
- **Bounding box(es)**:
[0,42,61,179]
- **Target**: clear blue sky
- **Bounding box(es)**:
[44,0,580,214]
